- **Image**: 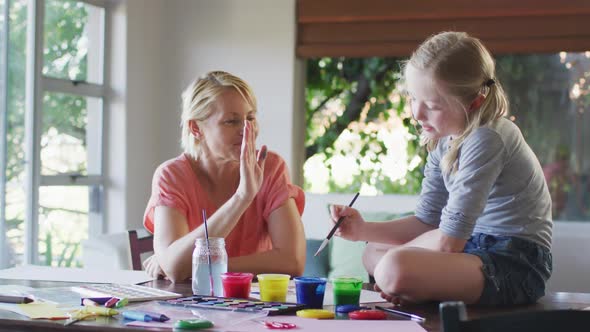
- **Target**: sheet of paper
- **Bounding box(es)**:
[0,303,29,317]
[250,281,385,305]
[127,301,426,332]
[128,315,427,332]
[16,303,68,319]
[26,287,93,307]
[0,284,84,308]
[0,265,153,284]
[237,316,427,332]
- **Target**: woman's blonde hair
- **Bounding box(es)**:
[406,31,509,174]
[180,70,257,159]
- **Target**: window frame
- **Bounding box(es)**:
[22,0,108,265]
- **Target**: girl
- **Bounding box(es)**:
[330,32,552,306]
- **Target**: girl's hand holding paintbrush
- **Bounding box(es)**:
[328,205,366,241]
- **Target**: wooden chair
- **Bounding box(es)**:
[440,301,590,332]
[127,230,154,271]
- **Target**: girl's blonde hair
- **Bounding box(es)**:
[180,70,257,159]
[406,31,509,174]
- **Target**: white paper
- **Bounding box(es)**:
[0,303,30,317]
[126,302,426,332]
[233,316,427,332]
[250,281,384,305]
[0,265,154,284]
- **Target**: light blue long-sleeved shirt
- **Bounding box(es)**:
[415,117,553,250]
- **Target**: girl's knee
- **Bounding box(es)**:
[373,248,416,295]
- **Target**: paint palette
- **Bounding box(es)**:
[161,295,305,316]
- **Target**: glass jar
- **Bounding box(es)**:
[192,237,228,296]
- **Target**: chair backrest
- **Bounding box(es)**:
[440,301,590,332]
[127,230,154,271]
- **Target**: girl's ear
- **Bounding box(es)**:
[188,120,201,139]
[469,94,486,112]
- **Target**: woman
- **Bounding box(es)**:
[143,71,306,282]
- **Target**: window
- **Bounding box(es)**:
[303,57,425,195]
[304,52,590,222]
[0,0,107,268]
[497,53,590,221]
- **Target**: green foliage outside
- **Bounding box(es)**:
[5,0,91,267]
[304,57,426,195]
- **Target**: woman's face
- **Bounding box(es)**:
[198,88,257,162]
[405,64,466,140]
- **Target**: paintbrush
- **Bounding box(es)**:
[314,192,360,257]
[202,209,214,296]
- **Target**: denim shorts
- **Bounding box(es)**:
[463,233,552,306]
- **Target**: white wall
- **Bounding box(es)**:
[158,0,300,169]
[106,0,300,232]
[106,0,167,232]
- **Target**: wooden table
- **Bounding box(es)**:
[1,278,589,332]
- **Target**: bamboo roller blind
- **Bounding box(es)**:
[296,0,590,57]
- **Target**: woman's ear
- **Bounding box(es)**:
[188,120,201,139]
[469,94,486,112]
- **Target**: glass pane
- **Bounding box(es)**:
[2,0,29,267]
[496,52,590,222]
[41,92,102,176]
[43,0,104,84]
[38,185,92,267]
[303,58,423,195]
[304,53,590,223]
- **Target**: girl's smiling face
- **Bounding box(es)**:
[405,64,466,140]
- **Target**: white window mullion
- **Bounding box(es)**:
[93,0,111,236]
[87,0,106,236]
[42,77,104,98]
[24,0,43,265]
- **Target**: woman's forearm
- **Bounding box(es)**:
[154,195,251,282]
[201,194,252,238]
[155,234,197,282]
[228,198,306,276]
[159,238,306,282]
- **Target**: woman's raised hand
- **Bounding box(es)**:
[236,120,267,203]
[329,204,365,241]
